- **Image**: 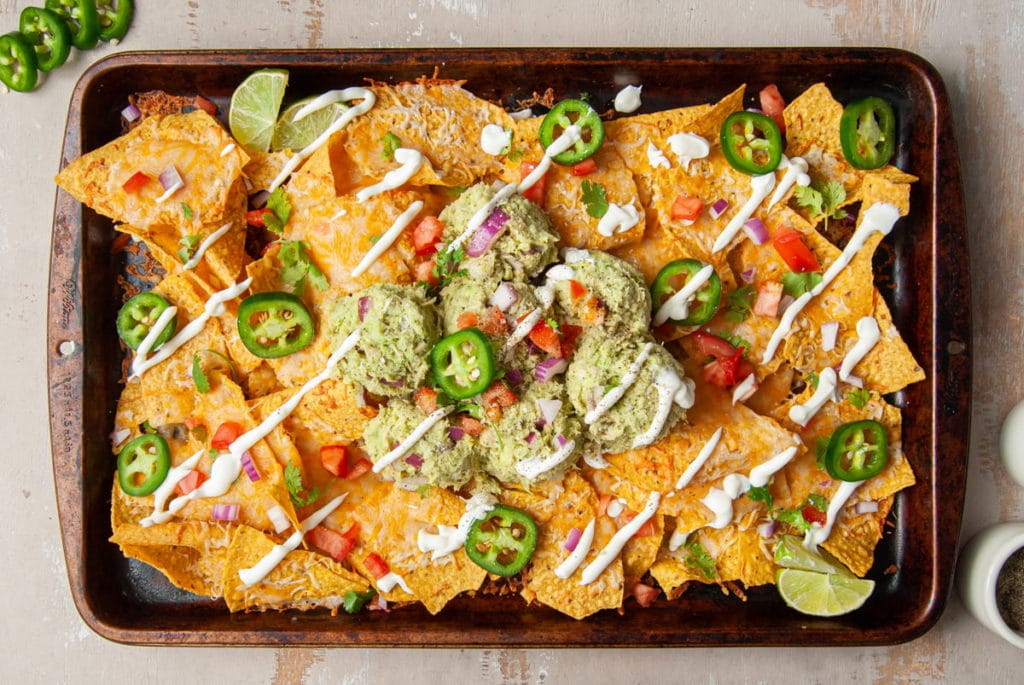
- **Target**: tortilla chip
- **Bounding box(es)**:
[111,520,235,597]
[651,524,774,596]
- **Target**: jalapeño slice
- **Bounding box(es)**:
[116,292,177,350]
[538,98,605,165]
[45,0,101,50]
[117,433,171,496]
[651,259,722,326]
[839,96,896,170]
[95,0,133,42]
[0,32,39,93]
[19,7,72,73]
[720,111,783,175]
[824,419,889,482]
[465,504,539,576]
[237,291,315,359]
[430,327,496,400]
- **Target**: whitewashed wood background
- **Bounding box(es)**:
[0,0,1020,682]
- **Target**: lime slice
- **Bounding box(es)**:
[270,99,345,152]
[229,69,289,153]
[773,535,852,576]
[776,568,875,617]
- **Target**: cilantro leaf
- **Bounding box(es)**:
[793,181,847,228]
[725,284,756,323]
[814,437,831,470]
[140,420,158,435]
[805,371,820,391]
[846,387,870,409]
[177,233,203,264]
[506,147,525,162]
[277,240,327,295]
[431,244,467,291]
[683,539,717,580]
[343,589,376,614]
[776,507,812,532]
[191,353,211,393]
[747,485,774,511]
[806,493,828,512]
[380,131,401,160]
[284,462,320,507]
[581,180,609,219]
[716,331,752,355]
[820,181,848,219]
[793,184,824,218]
[181,202,193,220]
[263,187,292,234]
[780,271,823,298]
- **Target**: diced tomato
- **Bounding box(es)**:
[246,208,270,228]
[346,458,373,480]
[753,281,784,317]
[456,311,479,329]
[527,320,563,357]
[478,306,509,337]
[597,493,615,517]
[320,444,349,478]
[568,279,588,301]
[307,525,356,563]
[122,171,152,194]
[413,387,439,415]
[458,415,486,438]
[671,194,704,222]
[690,331,740,360]
[759,84,787,136]
[579,295,607,327]
[414,258,438,285]
[772,225,821,273]
[703,350,755,389]
[559,324,584,359]
[412,216,445,255]
[802,504,828,527]
[210,421,242,450]
[571,158,598,176]
[482,381,517,409]
[341,521,360,541]
[193,95,219,116]
[176,470,207,496]
[364,552,390,579]
[632,582,660,608]
[519,161,547,204]
[622,510,657,538]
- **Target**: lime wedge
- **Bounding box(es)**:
[776,568,875,617]
[270,98,345,152]
[229,69,289,153]
[773,535,852,576]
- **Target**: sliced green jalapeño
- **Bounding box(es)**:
[429,327,496,400]
[840,96,896,170]
[824,419,889,482]
[465,504,539,576]
[538,98,605,165]
[116,292,177,351]
[651,259,722,326]
[117,433,171,496]
[237,291,315,359]
[720,110,783,175]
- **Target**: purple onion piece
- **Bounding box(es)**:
[535,357,569,382]
[358,296,371,322]
[158,165,184,192]
[121,103,141,123]
[740,267,757,284]
[465,207,510,257]
[709,198,729,219]
[211,503,239,521]
[240,450,261,482]
[448,426,465,442]
[742,218,769,245]
[564,526,582,551]
[405,453,424,468]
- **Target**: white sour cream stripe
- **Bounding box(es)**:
[803,479,862,550]
[515,438,577,479]
[632,366,695,449]
[613,85,642,113]
[674,427,723,490]
[133,305,178,368]
[788,368,838,427]
[652,263,715,326]
[554,518,596,579]
[144,450,203,523]
[238,494,347,587]
[355,148,425,202]
[761,292,812,365]
[131,278,252,378]
[711,172,776,253]
[839,317,881,381]
[767,156,811,209]
[580,491,661,585]
[666,132,710,171]
[584,342,654,425]
[480,124,512,155]
[181,221,233,270]
[373,406,456,473]
[417,493,497,560]
[731,373,757,405]
[698,445,798,529]
[351,200,424,277]
[596,202,640,237]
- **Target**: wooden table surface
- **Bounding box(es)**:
[1,1,1020,682]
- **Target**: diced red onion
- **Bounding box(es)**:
[564,527,583,551]
[525,431,536,445]
[606,498,624,518]
[448,426,465,442]
[121,103,141,123]
[465,207,509,257]
[819,480,832,488]
[110,427,131,447]
[556,434,568,448]
[742,218,769,245]
[746,107,764,113]
[778,294,795,314]
[266,504,291,533]
[489,282,520,311]
[159,165,184,192]
[211,503,239,521]
[381,378,405,388]
[369,595,389,612]
[854,500,879,515]
[845,374,864,388]
[240,451,261,482]
[405,453,424,468]
[758,520,778,538]
[709,198,729,219]
[537,398,563,425]
[249,189,270,209]
[740,267,757,284]
[535,357,568,382]
[820,321,839,352]
[358,296,371,322]
[504,368,523,387]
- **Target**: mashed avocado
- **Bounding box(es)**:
[552,248,652,335]
[362,400,477,488]
[480,380,582,485]
[565,330,693,453]
[328,283,438,398]
[439,183,559,282]
[439,277,540,338]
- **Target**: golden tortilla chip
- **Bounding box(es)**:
[111,520,235,597]
[651,524,774,596]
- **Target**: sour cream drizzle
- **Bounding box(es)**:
[515,437,577,479]
[788,367,838,427]
[269,87,377,191]
[131,278,252,379]
[584,342,654,425]
[355,148,425,202]
[480,124,511,155]
[652,263,715,326]
[237,494,347,587]
[596,202,640,237]
[666,132,710,171]
[699,446,798,529]
[613,85,642,113]
[767,156,811,209]
[373,405,456,474]
[417,492,497,560]
[839,317,881,381]
[803,479,861,550]
[731,373,757,405]
[502,266,569,354]
[632,366,695,448]
[219,142,236,158]
[145,449,203,523]
[580,491,660,585]
[674,427,723,490]
[554,517,596,579]
[351,200,424,277]
[711,172,776,253]
[377,569,413,594]
[181,221,233,270]
[760,291,812,365]
[646,142,670,169]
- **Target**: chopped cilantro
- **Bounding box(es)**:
[191,353,211,393]
[140,420,158,435]
[805,371,820,391]
[277,240,328,295]
[814,437,831,470]
[793,180,847,231]
[507,147,526,162]
[181,202,193,220]
[846,387,871,409]
[343,588,376,614]
[793,184,823,217]
[806,493,828,511]
[780,271,823,298]
[380,131,401,160]
[415,484,433,497]
[263,187,292,234]
[747,485,774,511]
[369,234,382,244]
[284,462,320,507]
[716,331,752,355]
[177,233,203,264]
[684,539,717,580]
[775,507,812,532]
[581,180,609,219]
[724,284,756,323]
[431,244,467,291]
[446,185,467,197]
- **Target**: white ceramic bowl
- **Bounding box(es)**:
[1000,400,1024,487]
[956,522,1024,649]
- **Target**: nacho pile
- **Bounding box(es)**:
[56,75,923,619]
